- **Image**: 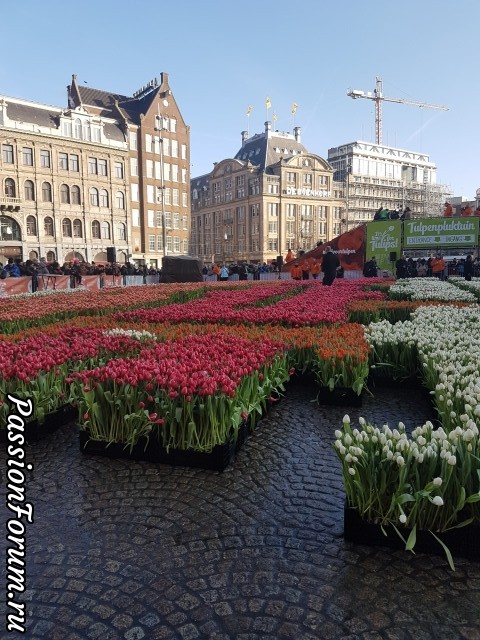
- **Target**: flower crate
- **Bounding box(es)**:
[344,504,480,561]
[79,430,238,472]
[0,403,77,443]
[317,386,363,407]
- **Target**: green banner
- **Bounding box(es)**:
[365,220,402,272]
[403,217,479,249]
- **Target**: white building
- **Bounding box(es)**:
[328,141,452,226]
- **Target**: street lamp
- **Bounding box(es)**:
[155,113,168,259]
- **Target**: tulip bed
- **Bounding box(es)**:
[0,280,384,448]
[336,288,480,567]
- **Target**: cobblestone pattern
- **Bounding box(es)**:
[1,379,479,639]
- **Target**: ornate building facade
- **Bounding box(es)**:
[0,72,190,267]
[190,123,345,264]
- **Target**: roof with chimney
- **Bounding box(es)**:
[67,73,175,126]
[234,123,308,170]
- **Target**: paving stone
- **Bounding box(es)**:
[1,379,478,639]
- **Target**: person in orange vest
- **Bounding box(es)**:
[431,254,446,280]
[300,260,310,280]
[443,202,453,217]
[461,204,473,217]
[290,261,302,280]
[285,249,294,263]
[212,263,220,280]
[310,259,321,279]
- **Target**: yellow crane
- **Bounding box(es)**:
[347,76,448,145]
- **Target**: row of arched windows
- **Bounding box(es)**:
[25,215,126,241]
[4,178,125,209]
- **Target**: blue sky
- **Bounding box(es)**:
[2,0,479,199]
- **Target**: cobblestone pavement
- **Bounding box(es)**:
[1,378,480,640]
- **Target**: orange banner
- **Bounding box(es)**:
[82,275,100,291]
[0,277,32,296]
[37,275,70,292]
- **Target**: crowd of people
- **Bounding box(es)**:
[0,257,162,284]
[394,254,480,280]
[443,202,480,217]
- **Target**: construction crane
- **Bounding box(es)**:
[347,76,448,145]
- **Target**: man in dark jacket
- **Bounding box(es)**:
[321,246,340,286]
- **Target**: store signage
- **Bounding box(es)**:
[403,218,479,248]
[285,187,331,198]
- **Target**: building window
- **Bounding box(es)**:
[98,159,107,176]
[165,212,172,229]
[157,235,163,251]
[62,218,72,237]
[129,132,137,150]
[116,223,126,241]
[182,192,188,207]
[40,149,51,168]
[182,215,188,230]
[166,236,172,252]
[164,188,171,205]
[73,219,83,238]
[304,173,312,185]
[60,184,70,204]
[42,182,52,202]
[286,172,296,183]
[26,215,37,236]
[267,203,278,217]
[44,216,54,236]
[172,189,179,206]
[99,189,109,207]
[2,144,14,163]
[88,157,98,174]
[90,188,99,206]
[74,118,82,139]
[115,191,125,209]
[58,152,68,170]
[115,161,124,178]
[183,239,188,254]
[71,185,81,205]
[149,235,156,251]
[91,220,101,239]
[173,213,180,229]
[24,180,35,201]
[181,144,187,160]
[5,178,16,197]
[69,154,79,172]
[181,168,187,184]
[101,221,110,239]
[174,236,180,253]
[170,118,177,133]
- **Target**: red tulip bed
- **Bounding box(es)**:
[0,278,388,469]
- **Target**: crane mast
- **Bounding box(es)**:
[347,76,448,145]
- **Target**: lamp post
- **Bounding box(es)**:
[155,116,168,260]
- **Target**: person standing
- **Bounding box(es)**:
[395,255,408,279]
[219,264,229,282]
[321,246,340,286]
[290,262,302,281]
[464,254,474,281]
[431,254,446,280]
[310,259,321,279]
[443,202,453,217]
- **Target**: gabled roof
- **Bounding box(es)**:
[4,101,60,129]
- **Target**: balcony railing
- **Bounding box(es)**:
[0,196,21,211]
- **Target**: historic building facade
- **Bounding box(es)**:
[328,141,452,226]
[0,72,190,267]
[190,122,344,264]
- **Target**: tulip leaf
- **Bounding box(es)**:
[430,531,455,572]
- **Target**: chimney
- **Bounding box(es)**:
[241,130,248,146]
[264,121,272,134]
[294,126,301,143]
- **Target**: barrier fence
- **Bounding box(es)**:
[0,270,366,297]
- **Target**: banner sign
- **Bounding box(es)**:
[37,275,70,292]
[0,276,32,296]
[295,225,366,272]
[403,217,479,249]
[366,220,402,272]
[82,275,100,291]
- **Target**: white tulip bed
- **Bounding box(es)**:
[334,277,480,568]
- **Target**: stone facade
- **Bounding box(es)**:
[0,72,190,267]
[190,122,345,265]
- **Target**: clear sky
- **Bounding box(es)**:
[2,0,478,198]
